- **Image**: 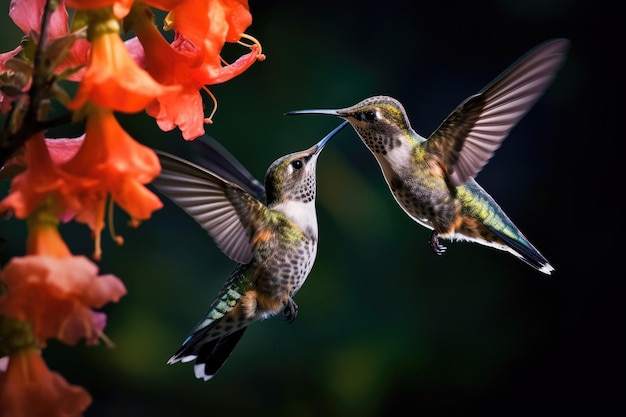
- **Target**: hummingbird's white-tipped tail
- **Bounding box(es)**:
[167,327,248,381]
[454,229,555,275]
[538,263,555,275]
[507,246,555,275]
[194,363,215,381]
[177,355,198,364]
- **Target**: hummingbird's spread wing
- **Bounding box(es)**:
[426,38,570,187]
[192,136,267,203]
[152,150,269,264]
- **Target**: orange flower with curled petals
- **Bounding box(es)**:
[191,0,264,85]
[0,133,86,221]
[150,0,252,52]
[0,347,92,417]
[145,0,218,49]
[0,254,126,347]
[127,1,262,138]
[131,11,206,140]
[61,105,163,258]
[158,0,263,86]
[67,12,180,114]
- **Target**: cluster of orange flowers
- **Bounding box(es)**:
[0,0,263,415]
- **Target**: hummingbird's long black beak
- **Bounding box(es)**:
[314,120,349,154]
[285,109,341,117]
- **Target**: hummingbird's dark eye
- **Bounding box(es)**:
[291,160,303,170]
[364,110,376,121]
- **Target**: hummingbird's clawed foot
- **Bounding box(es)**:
[429,231,447,255]
[282,297,299,323]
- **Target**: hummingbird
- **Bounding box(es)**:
[151,121,348,380]
[286,39,570,275]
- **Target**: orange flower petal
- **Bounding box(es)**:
[115,174,164,220]
[221,0,253,42]
[55,38,91,82]
[0,255,127,346]
[146,83,205,140]
[9,0,69,39]
[68,31,180,113]
[44,136,85,164]
[72,194,107,244]
[0,133,84,220]
[161,0,252,49]
[147,0,259,86]
[61,106,162,232]
[196,43,261,85]
[133,15,206,139]
[0,348,92,417]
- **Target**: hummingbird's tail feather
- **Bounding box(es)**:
[168,327,248,381]
[460,179,554,275]
[193,328,247,381]
[487,227,554,275]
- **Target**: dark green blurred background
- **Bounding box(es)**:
[1,0,620,415]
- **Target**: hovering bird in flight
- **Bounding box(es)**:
[151,121,348,380]
[287,39,570,275]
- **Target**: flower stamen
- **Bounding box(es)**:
[237,33,263,53]
[92,230,102,261]
[238,33,263,56]
[201,85,217,125]
[107,196,124,247]
[127,218,141,228]
[99,332,115,349]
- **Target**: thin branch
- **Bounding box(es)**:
[0,0,66,168]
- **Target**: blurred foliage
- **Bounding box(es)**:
[0,0,620,416]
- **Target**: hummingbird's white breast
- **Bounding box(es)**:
[273,200,319,240]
